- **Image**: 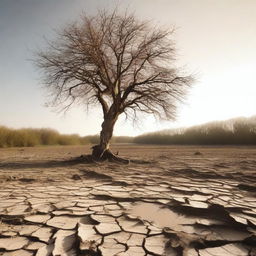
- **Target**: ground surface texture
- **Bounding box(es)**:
[0,145,256,256]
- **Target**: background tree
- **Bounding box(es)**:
[36,9,193,161]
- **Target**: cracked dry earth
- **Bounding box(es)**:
[0,145,256,256]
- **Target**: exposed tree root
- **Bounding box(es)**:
[71,146,130,164]
[91,145,129,164]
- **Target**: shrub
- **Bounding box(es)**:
[134,116,256,145]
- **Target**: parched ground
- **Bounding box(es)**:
[0,144,256,256]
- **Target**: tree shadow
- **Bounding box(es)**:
[0,155,94,170]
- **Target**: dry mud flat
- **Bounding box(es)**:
[0,145,256,256]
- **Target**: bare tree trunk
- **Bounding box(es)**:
[100,117,116,153]
[91,111,129,163]
[92,113,117,160]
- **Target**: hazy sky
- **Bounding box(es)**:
[1,0,256,136]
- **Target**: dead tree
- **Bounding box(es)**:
[36,10,193,161]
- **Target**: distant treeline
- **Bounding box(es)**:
[0,126,133,148]
[1,117,256,147]
[134,117,256,145]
